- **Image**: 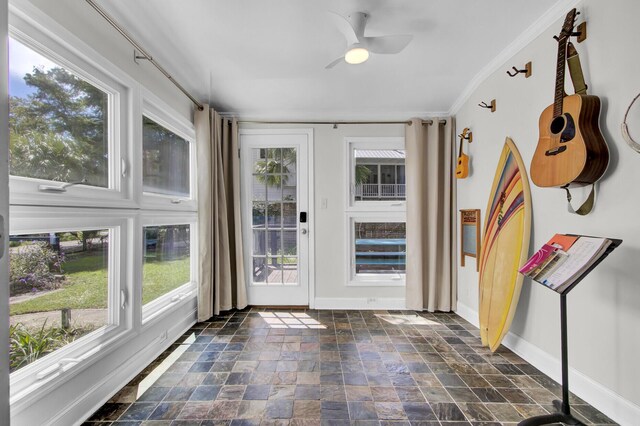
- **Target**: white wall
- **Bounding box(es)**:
[454,0,640,423]
[241,123,407,309]
[0,0,10,423]
[8,1,197,425]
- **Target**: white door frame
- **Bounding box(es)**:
[0,0,10,422]
[239,128,315,308]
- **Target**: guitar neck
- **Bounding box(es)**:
[458,138,464,157]
[553,36,568,117]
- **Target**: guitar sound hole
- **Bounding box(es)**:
[550,116,566,134]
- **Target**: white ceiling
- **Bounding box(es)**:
[95,0,562,119]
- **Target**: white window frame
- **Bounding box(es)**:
[345,212,406,287]
[8,206,133,405]
[140,212,198,325]
[8,20,134,209]
[141,90,197,212]
[345,137,406,212]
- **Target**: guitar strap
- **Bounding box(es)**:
[567,42,588,95]
[563,184,595,216]
[563,42,597,215]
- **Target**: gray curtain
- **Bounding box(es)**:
[195,106,247,319]
[405,117,457,311]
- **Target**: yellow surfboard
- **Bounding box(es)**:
[478,138,532,352]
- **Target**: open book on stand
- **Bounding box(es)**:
[519,234,613,293]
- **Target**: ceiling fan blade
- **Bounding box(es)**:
[325,56,344,69]
[328,11,359,46]
[362,34,413,54]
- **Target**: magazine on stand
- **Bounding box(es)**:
[519,234,612,293]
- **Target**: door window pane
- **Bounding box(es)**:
[143,116,190,197]
[354,222,406,275]
[9,229,110,372]
[143,225,191,305]
[9,38,109,187]
[353,149,405,201]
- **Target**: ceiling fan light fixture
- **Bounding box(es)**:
[345,46,369,64]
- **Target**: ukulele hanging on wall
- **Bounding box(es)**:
[530,9,609,192]
[456,128,472,179]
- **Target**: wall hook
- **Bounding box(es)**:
[478,99,496,112]
[506,62,532,78]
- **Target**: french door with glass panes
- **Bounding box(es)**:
[240,130,310,306]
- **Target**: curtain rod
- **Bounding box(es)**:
[85,0,204,111]
[236,119,447,126]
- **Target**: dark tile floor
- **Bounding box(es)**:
[84,309,618,426]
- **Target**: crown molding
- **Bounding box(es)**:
[448,0,583,115]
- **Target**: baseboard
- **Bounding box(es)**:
[48,309,197,426]
[314,297,406,310]
[455,302,640,425]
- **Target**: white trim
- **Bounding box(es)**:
[314,297,406,310]
[448,0,583,115]
[455,302,640,426]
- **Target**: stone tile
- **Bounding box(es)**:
[208,401,241,420]
[430,402,466,421]
[419,387,452,403]
[244,385,271,400]
[348,402,379,420]
[293,400,321,418]
[178,402,214,420]
[456,402,496,422]
[320,401,349,420]
[119,402,157,421]
[344,385,373,401]
[237,401,267,419]
[88,403,130,421]
[485,403,524,422]
[401,402,436,420]
[218,386,247,400]
[470,387,507,403]
[371,387,399,402]
[294,385,321,400]
[320,385,346,402]
[265,400,294,419]
[148,402,186,421]
[374,402,406,420]
[269,385,295,400]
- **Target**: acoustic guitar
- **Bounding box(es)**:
[455,128,472,179]
[530,8,609,188]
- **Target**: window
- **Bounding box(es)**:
[9,229,111,373]
[250,148,298,285]
[8,34,130,206]
[143,224,191,305]
[346,137,406,286]
[141,216,197,323]
[143,116,190,198]
[346,138,406,209]
[7,17,197,410]
[354,221,406,275]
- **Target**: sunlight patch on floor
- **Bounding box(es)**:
[375,314,439,326]
[259,312,327,329]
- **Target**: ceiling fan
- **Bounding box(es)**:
[326,11,413,69]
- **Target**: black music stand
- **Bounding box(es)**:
[518,236,622,426]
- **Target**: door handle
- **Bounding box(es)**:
[301,229,308,235]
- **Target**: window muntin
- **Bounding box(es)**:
[9,228,111,373]
[143,116,190,198]
[8,37,110,188]
[142,224,191,305]
[251,148,298,286]
[353,221,406,277]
